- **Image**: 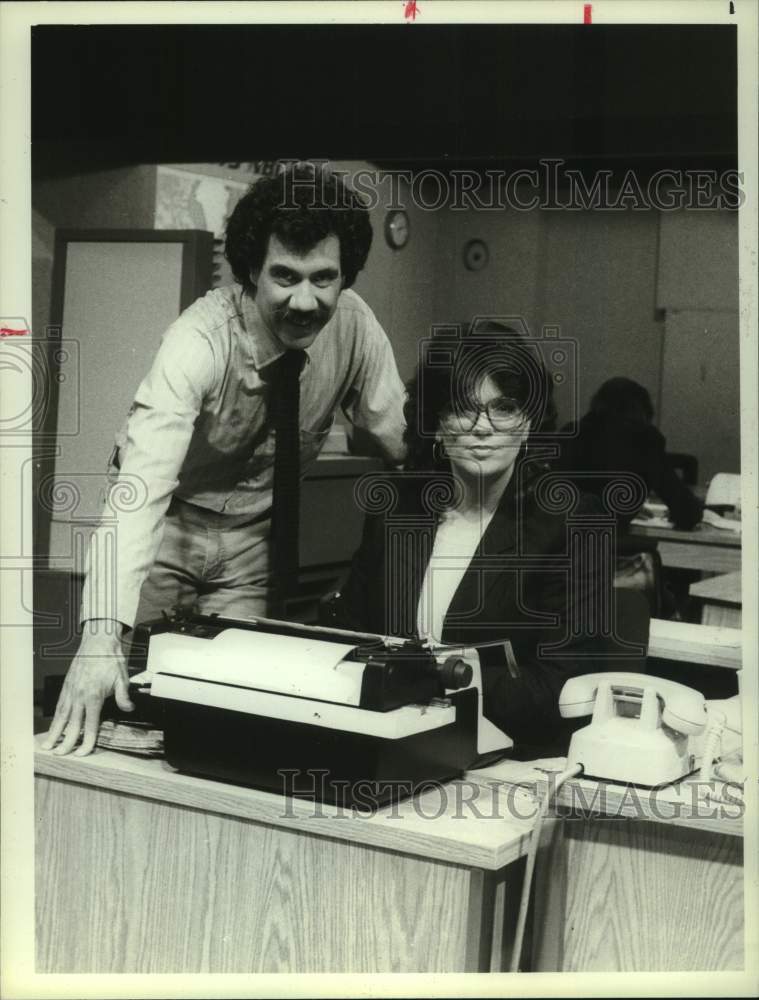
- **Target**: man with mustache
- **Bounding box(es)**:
[43,162,406,756]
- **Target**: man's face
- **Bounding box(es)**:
[251,233,343,349]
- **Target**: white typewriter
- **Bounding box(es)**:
[129,611,511,807]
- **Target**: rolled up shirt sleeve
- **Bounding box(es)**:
[79,321,216,630]
[341,311,407,466]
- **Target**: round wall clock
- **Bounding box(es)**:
[384,210,410,249]
[463,238,489,271]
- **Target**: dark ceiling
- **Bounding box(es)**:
[32,23,737,178]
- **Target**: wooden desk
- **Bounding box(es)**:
[630,522,741,549]
[656,542,741,573]
[477,760,745,972]
[647,618,742,670]
[35,739,532,973]
[690,570,742,628]
[629,522,741,573]
[35,721,747,975]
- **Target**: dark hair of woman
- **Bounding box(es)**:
[403,323,557,472]
[225,162,373,292]
[588,376,654,424]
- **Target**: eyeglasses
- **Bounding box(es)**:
[440,396,527,432]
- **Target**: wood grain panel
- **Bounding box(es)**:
[34,742,530,871]
[530,818,567,972]
[537,819,744,971]
[36,775,492,973]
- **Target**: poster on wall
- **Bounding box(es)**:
[154,164,277,287]
[154,164,255,237]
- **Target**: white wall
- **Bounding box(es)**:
[427,197,738,477]
[338,166,440,385]
[535,209,664,422]
[656,209,740,480]
[33,167,740,484]
[431,203,666,428]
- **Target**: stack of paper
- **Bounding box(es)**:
[630,501,674,530]
[630,514,674,530]
[96,719,164,757]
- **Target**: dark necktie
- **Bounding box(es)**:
[270,349,306,612]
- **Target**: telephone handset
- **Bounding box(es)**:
[559,672,707,786]
[560,672,707,733]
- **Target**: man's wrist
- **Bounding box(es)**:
[82,619,126,642]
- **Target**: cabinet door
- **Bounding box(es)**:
[38,230,213,562]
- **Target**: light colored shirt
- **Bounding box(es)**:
[416,506,497,645]
[80,284,406,628]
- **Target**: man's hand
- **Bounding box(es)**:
[40,620,134,756]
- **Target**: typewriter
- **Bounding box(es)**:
[123,610,511,807]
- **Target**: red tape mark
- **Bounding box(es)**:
[584,4,592,24]
[0,327,29,336]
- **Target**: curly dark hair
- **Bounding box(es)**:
[225,162,373,291]
[404,322,557,472]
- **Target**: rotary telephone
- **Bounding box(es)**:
[559,672,708,786]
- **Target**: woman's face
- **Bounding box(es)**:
[437,375,531,481]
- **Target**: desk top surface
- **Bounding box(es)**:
[467,759,744,838]
[629,521,741,547]
[35,729,742,867]
[34,736,532,872]
[647,618,742,668]
[689,570,743,605]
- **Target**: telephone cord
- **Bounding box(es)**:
[698,711,737,803]
[509,761,584,973]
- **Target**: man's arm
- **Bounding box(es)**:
[41,320,216,755]
[341,312,407,465]
[41,619,131,756]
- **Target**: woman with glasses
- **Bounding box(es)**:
[337,324,615,754]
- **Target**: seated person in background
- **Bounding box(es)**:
[335,327,617,753]
[556,377,703,532]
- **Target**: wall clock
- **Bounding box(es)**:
[384,210,410,249]
[463,238,489,271]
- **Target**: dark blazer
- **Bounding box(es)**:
[339,462,621,749]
